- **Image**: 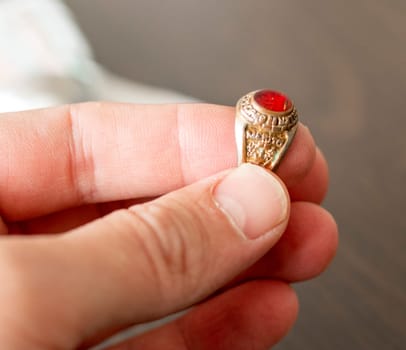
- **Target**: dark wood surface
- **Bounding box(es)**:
[68,1,406,349]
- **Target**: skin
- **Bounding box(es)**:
[0,102,338,349]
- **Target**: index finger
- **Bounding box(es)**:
[0,102,317,220]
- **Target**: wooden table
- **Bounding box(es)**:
[69,1,406,348]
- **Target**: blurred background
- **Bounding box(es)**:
[1,0,405,349]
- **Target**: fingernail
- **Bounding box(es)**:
[213,163,288,240]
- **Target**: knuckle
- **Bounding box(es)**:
[66,103,97,203]
[114,196,211,297]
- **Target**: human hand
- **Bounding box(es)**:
[0,103,337,349]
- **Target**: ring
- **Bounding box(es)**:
[235,89,299,170]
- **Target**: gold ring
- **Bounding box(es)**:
[235,89,299,170]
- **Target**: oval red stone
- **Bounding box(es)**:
[253,90,292,112]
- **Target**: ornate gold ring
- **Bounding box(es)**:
[235,89,299,170]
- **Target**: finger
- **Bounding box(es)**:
[0,164,291,348]
[9,142,324,233]
[55,201,336,347]
[277,124,316,188]
[9,201,337,285]
[105,280,298,350]
[9,144,325,235]
[239,201,338,283]
[289,147,329,203]
[11,143,324,234]
[6,202,336,349]
[0,102,318,220]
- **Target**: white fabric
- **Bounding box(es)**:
[0,0,195,113]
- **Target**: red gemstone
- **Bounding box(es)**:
[253,90,292,112]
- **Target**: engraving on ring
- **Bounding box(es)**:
[245,126,287,167]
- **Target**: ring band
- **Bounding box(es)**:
[235,89,299,170]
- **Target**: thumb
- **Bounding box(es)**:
[0,164,289,348]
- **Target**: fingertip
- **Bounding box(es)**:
[296,204,338,278]
[319,206,339,269]
[260,280,299,338]
[276,124,317,188]
[289,147,329,203]
[278,202,338,280]
[239,201,338,283]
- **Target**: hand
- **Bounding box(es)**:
[0,103,337,349]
